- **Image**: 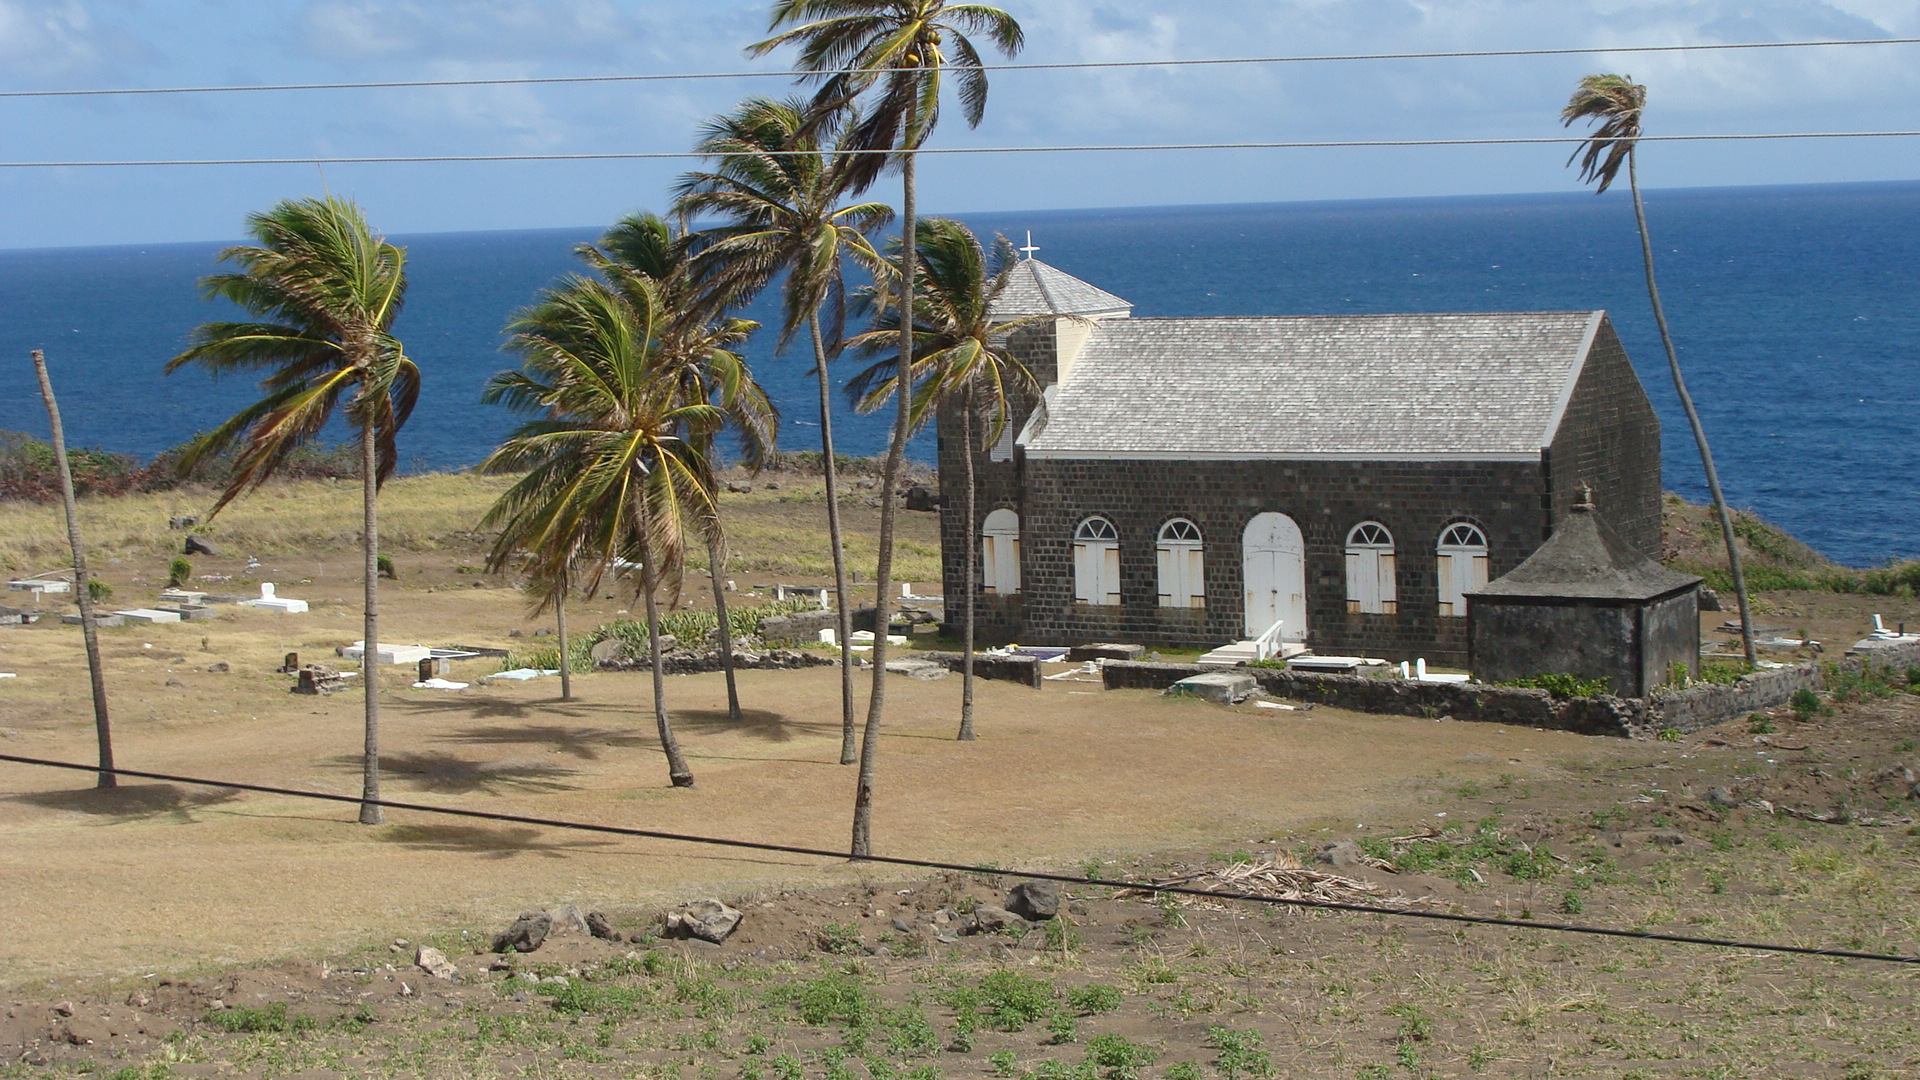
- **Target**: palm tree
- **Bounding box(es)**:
[166,196,416,825]
[674,96,892,762]
[577,213,774,723]
[480,274,720,787]
[752,0,1025,858]
[1562,74,1756,667]
[846,220,1041,740]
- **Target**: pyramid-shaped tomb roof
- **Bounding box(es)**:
[990,258,1133,321]
[1471,499,1700,601]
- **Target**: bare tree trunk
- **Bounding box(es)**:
[639,498,695,787]
[30,350,114,789]
[957,385,978,741]
[811,312,859,765]
[555,583,573,702]
[358,418,383,824]
[853,133,918,858]
[706,518,742,722]
[1628,153,1755,666]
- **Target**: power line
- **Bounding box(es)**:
[2,751,1914,967]
[3,130,1916,170]
[2,36,1916,99]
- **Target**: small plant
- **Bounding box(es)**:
[166,556,193,587]
[1387,1002,1433,1042]
[1748,713,1777,734]
[1044,916,1084,953]
[86,577,112,602]
[1656,727,1683,742]
[1706,870,1729,894]
[1164,1065,1203,1080]
[988,1052,1018,1078]
[1789,688,1826,721]
[816,923,863,955]
[1084,1034,1157,1080]
[1207,1027,1272,1080]
[1065,984,1123,1015]
[771,1054,804,1080]
[1045,1010,1077,1044]
[793,972,876,1028]
[376,552,396,578]
[204,1002,316,1034]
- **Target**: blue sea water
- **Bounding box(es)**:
[1,181,1915,567]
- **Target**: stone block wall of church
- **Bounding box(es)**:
[1545,320,1663,556]
[1011,457,1547,665]
[931,323,1056,642]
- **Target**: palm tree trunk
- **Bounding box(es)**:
[706,519,742,722]
[358,418,384,824]
[555,584,573,702]
[853,125,918,858]
[30,351,114,789]
[639,499,695,787]
[957,385,978,741]
[1628,152,1756,666]
[811,311,859,766]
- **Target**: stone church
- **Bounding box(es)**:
[934,255,1665,666]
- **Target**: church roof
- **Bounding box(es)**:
[1021,311,1606,460]
[990,258,1134,320]
[1470,498,1700,601]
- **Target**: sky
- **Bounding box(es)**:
[0,0,1916,250]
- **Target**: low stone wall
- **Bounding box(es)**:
[756,610,841,646]
[917,651,1043,688]
[1100,661,1642,737]
[1643,662,1819,734]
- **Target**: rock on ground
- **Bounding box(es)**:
[491,911,552,954]
[664,900,742,944]
[1005,880,1060,921]
[414,946,457,980]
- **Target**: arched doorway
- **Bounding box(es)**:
[1243,512,1306,640]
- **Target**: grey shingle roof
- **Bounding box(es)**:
[1022,311,1604,459]
[990,258,1134,320]
[1470,500,1700,600]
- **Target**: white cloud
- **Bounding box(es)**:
[0,0,109,80]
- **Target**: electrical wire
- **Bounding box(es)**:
[2,37,1917,99]
[4,129,1919,169]
[2,751,1914,967]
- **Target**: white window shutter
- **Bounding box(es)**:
[1156,544,1175,606]
[1073,543,1093,604]
[1186,547,1205,608]
[1102,545,1121,605]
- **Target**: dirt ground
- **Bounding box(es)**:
[2,483,1918,1078]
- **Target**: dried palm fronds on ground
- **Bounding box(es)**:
[1118,853,1418,911]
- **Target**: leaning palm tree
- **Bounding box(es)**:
[578,213,775,723]
[846,220,1042,740]
[166,195,415,825]
[480,275,719,787]
[674,96,892,762]
[1563,74,1756,667]
[752,0,1025,857]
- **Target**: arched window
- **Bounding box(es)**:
[981,508,1021,594]
[1436,522,1490,617]
[1344,522,1397,615]
[1073,516,1121,606]
[1156,519,1205,609]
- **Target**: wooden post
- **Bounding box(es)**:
[417,657,435,684]
[31,350,115,789]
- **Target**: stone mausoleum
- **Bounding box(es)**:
[935,255,1666,666]
[1467,491,1702,697]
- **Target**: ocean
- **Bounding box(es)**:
[1,181,1915,567]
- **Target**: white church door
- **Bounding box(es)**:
[1243,512,1307,641]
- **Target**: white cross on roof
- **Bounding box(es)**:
[1019,231,1040,260]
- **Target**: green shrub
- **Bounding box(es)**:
[1789,687,1825,721]
[1495,672,1610,698]
[1064,984,1123,1015]
[815,923,863,955]
[793,972,875,1027]
[1084,1034,1157,1080]
[86,578,112,602]
[166,556,193,588]
[376,553,396,578]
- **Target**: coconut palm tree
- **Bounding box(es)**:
[673,96,892,762]
[166,195,416,825]
[577,213,774,723]
[845,220,1042,740]
[480,274,720,787]
[1562,74,1756,667]
[751,0,1025,857]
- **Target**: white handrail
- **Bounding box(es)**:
[1252,619,1286,660]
